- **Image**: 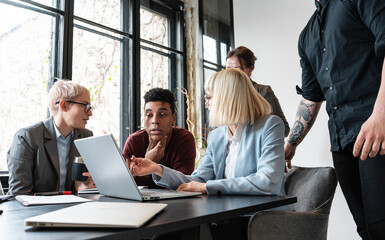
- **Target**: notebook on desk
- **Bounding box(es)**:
[74,134,201,201]
[25,202,167,228]
[16,195,91,207]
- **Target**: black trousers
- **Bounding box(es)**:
[152,216,249,240]
[332,142,385,240]
[209,217,249,240]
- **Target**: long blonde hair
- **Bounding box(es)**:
[205,68,271,126]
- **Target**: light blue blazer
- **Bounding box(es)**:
[153,115,286,196]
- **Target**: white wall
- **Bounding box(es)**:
[233,0,359,239]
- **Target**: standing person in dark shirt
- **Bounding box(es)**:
[284,0,385,239]
[226,46,290,136]
[122,88,195,189]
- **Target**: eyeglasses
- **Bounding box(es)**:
[55,100,93,113]
[204,95,212,101]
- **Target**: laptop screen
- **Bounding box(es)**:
[74,134,143,201]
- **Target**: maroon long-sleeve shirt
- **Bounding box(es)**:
[122,126,196,188]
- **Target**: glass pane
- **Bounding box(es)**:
[140,7,168,46]
[203,35,217,63]
[0,3,56,170]
[72,21,121,144]
[33,0,58,8]
[74,0,121,32]
[220,42,228,66]
[203,61,224,71]
[203,67,216,138]
[140,45,169,127]
[201,0,232,65]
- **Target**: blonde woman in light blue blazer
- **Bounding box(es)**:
[130,68,286,197]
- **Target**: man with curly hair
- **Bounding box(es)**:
[122,88,196,188]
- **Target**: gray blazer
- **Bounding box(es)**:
[7,117,93,196]
[252,81,290,137]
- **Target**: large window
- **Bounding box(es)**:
[72,5,122,142]
[0,0,186,171]
[199,0,234,139]
[140,1,186,127]
[0,1,59,171]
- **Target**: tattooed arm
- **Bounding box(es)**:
[284,98,323,170]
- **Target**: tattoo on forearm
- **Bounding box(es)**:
[296,101,314,122]
[288,101,317,146]
[288,120,304,146]
[307,116,316,128]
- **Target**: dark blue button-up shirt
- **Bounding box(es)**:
[298,0,385,151]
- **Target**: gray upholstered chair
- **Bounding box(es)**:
[0,181,4,195]
[248,166,338,240]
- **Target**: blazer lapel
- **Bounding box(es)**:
[43,117,60,179]
[214,127,227,179]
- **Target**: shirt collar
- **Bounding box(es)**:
[226,124,244,143]
[315,0,329,12]
[53,121,74,140]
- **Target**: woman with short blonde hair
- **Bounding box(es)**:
[48,80,89,116]
[7,79,94,196]
[226,46,290,136]
[205,68,271,126]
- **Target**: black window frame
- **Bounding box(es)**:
[0,0,186,147]
[199,0,234,140]
[0,0,187,183]
[139,0,187,129]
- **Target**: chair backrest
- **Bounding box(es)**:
[0,181,4,195]
[285,166,337,213]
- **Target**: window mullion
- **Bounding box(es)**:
[129,0,142,134]
[58,0,74,80]
[120,0,131,149]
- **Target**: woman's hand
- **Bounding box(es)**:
[176,181,207,194]
[130,155,163,177]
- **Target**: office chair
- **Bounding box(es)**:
[0,181,4,195]
[248,166,338,240]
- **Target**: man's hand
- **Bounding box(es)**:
[75,172,96,191]
[353,113,385,160]
[176,181,206,194]
[145,136,167,163]
[284,142,297,173]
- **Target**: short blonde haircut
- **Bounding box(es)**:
[48,79,88,115]
[205,69,271,126]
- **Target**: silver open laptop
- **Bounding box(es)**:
[74,134,201,201]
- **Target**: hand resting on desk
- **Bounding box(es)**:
[75,172,96,192]
[176,181,207,194]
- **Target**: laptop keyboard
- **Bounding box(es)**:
[140,189,186,197]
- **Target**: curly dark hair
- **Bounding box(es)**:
[143,88,177,114]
